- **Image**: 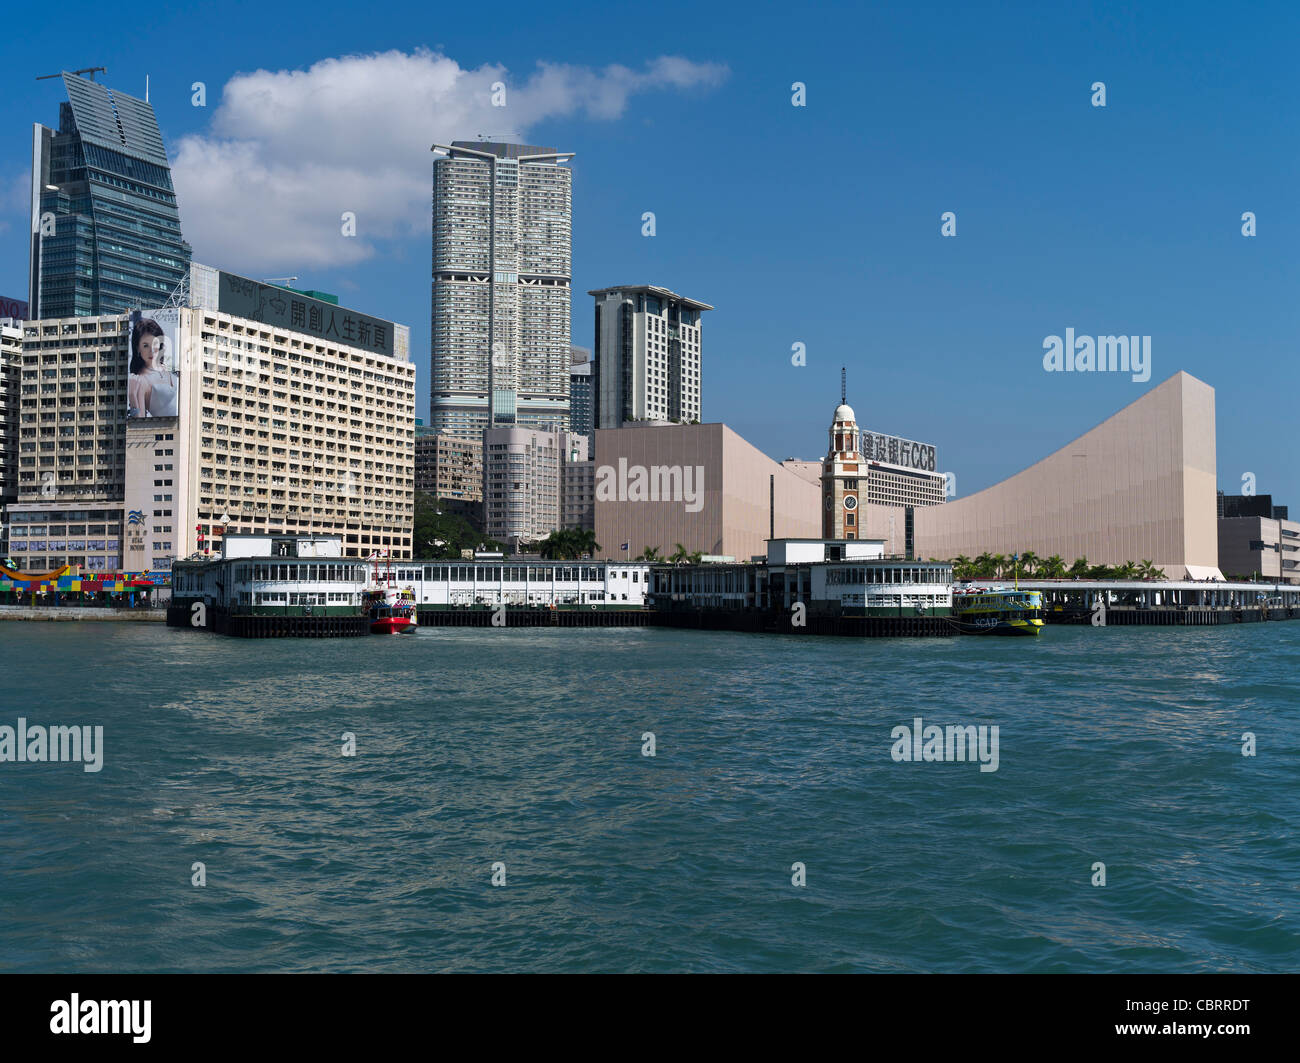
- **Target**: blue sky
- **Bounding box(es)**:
[2,0,1296,505]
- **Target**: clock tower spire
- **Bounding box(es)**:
[821,369,864,538]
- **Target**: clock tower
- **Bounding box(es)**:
[821,371,864,539]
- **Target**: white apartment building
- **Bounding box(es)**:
[590,285,712,429]
[430,141,574,440]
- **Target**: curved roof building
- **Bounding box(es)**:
[914,371,1222,578]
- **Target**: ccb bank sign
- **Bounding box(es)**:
[863,430,938,473]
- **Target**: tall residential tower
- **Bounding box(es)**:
[429,141,574,441]
[29,72,191,319]
[590,285,712,429]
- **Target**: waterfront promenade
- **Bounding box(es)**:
[0,605,166,623]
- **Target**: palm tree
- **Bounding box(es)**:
[1113,560,1138,580]
[638,545,663,562]
[1137,559,1164,580]
[668,543,690,565]
[1068,556,1090,577]
[569,528,601,558]
[1041,555,1066,578]
[535,528,599,560]
[688,550,703,564]
[1018,550,1039,576]
[952,554,973,581]
[973,552,995,578]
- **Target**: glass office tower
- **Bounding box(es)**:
[29,72,191,318]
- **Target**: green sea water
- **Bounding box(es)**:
[1,620,1296,972]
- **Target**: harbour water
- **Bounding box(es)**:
[1,621,1296,972]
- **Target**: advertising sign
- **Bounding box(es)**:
[863,431,938,473]
[217,271,395,357]
[127,307,182,419]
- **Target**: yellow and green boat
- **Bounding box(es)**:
[951,588,1044,636]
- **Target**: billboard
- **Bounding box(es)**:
[217,271,395,357]
[863,430,938,473]
[0,294,28,320]
[127,307,182,419]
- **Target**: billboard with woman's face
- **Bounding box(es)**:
[127,308,182,419]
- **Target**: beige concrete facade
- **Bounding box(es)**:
[8,302,417,572]
[780,459,821,487]
[593,423,820,560]
[415,432,482,503]
[913,371,1221,577]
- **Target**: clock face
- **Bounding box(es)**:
[844,495,858,511]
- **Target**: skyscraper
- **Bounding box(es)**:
[590,285,712,429]
[429,141,574,441]
[29,72,191,319]
[569,345,593,458]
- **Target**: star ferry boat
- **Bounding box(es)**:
[363,553,417,634]
[951,587,1044,636]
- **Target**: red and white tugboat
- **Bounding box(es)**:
[362,552,418,634]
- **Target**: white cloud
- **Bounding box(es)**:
[171,49,727,273]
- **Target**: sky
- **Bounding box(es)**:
[1,0,1296,506]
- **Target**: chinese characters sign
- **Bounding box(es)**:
[218,272,395,357]
[863,431,937,472]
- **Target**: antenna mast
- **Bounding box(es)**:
[841,366,846,405]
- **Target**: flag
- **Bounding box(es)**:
[620,542,630,551]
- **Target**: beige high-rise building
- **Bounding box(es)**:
[8,314,129,573]
[484,426,587,548]
[1,321,22,505]
[415,432,482,503]
[5,265,416,574]
[1,320,24,560]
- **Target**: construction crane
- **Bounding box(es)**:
[263,276,299,288]
[37,66,106,82]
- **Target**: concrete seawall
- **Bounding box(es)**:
[0,606,167,622]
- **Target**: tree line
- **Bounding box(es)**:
[950,553,1165,581]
